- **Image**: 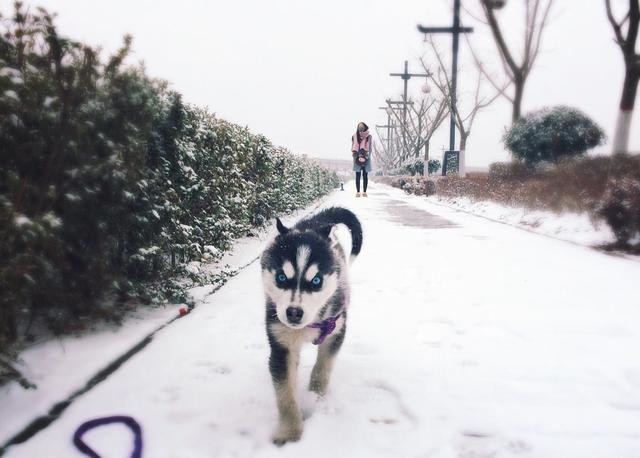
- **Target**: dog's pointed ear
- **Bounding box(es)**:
[318,225,333,239]
[276,218,289,235]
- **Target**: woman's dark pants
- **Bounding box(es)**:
[355,169,368,192]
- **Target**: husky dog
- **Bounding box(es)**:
[260,207,363,445]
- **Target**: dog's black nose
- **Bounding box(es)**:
[286,306,304,324]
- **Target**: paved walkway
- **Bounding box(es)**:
[6,184,640,458]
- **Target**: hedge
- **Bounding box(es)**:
[0,3,338,349]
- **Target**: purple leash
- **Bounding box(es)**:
[73,415,142,458]
[307,311,345,345]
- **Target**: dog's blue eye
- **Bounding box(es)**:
[276,272,287,284]
[311,275,322,286]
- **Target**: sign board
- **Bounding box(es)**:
[442,150,460,175]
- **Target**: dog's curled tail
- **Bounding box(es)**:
[298,206,363,261]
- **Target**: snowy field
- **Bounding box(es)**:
[3,183,640,457]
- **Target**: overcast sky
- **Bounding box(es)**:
[33,0,639,167]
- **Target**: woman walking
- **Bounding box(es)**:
[351,122,371,197]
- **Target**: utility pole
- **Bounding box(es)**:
[418,0,473,176]
[389,61,429,159]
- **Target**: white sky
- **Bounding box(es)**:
[34,0,639,167]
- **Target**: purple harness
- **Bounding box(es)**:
[307,311,345,345]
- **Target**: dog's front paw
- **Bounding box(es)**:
[309,377,328,396]
[309,369,330,396]
[272,420,303,446]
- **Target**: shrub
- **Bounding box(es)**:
[488,161,536,181]
[388,159,440,176]
[597,178,640,246]
[385,154,640,232]
[428,159,441,175]
[401,178,436,196]
[399,161,423,176]
[1,5,163,341]
[503,106,605,164]
[412,161,425,176]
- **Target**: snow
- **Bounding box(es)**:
[42,212,63,229]
[137,246,160,256]
[426,195,617,248]
[0,67,21,78]
[0,306,176,448]
[3,90,19,101]
[204,245,221,256]
[43,96,57,107]
[13,215,32,227]
[4,183,640,457]
[64,193,82,202]
[185,261,201,275]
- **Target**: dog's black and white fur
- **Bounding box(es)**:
[260,207,363,445]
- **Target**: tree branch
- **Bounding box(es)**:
[605,0,627,47]
[464,32,515,103]
[527,0,554,76]
[481,0,522,76]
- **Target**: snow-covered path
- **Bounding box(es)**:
[6,184,640,458]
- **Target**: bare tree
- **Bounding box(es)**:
[383,104,413,164]
[383,103,416,165]
[384,95,448,172]
[375,113,403,172]
[423,38,504,176]
[605,0,640,154]
[372,133,398,174]
[409,97,449,167]
[474,0,554,123]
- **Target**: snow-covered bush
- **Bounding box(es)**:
[385,158,440,177]
[398,177,436,196]
[428,159,441,175]
[503,106,605,164]
[0,3,338,349]
[1,5,162,342]
[388,160,425,176]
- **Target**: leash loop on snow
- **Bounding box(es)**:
[73,415,142,458]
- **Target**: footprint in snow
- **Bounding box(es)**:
[192,360,231,379]
[364,380,419,427]
[149,385,181,403]
[457,432,532,457]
